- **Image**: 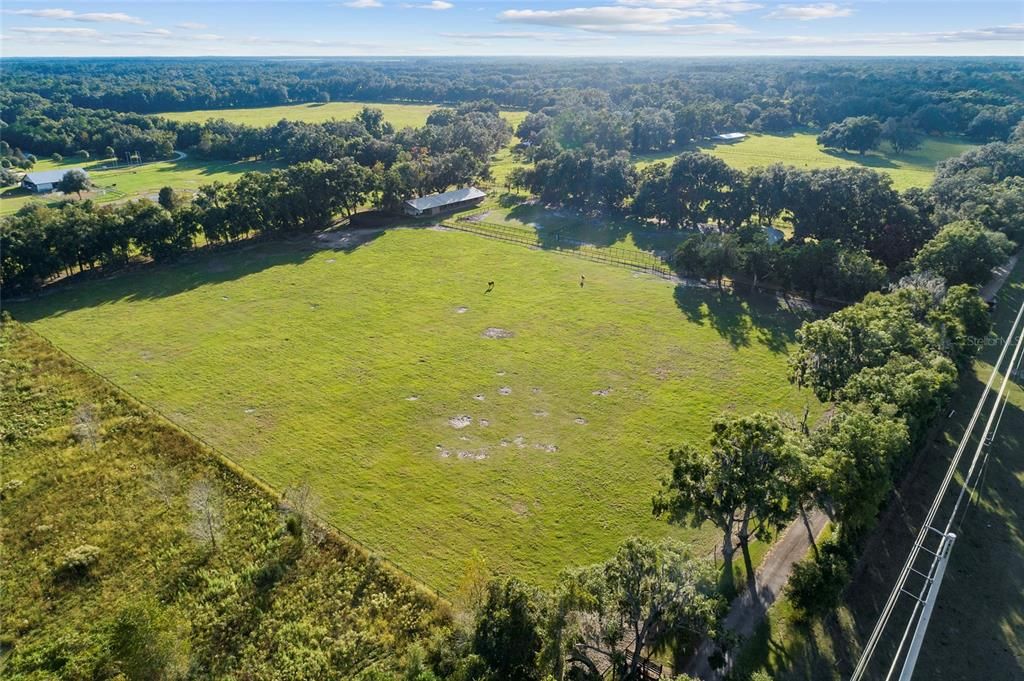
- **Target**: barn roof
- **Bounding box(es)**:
[23,168,87,185]
[405,186,485,212]
[714,132,746,140]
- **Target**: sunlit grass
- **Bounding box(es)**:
[11,228,818,592]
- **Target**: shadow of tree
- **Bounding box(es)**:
[8,232,367,322]
[672,284,805,354]
[821,148,899,170]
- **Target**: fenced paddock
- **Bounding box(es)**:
[443,216,674,278]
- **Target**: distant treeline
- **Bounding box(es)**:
[0,91,510,170]
[2,58,1022,159]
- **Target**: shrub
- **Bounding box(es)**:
[1,478,24,500]
[51,153,64,163]
[786,539,853,620]
[57,544,101,579]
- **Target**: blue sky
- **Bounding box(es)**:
[2,1,1022,57]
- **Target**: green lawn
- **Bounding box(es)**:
[634,133,976,191]
[1,155,277,216]
[10,227,818,593]
[155,101,529,131]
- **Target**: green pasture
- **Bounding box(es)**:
[0,154,276,216]
[634,132,976,191]
[11,227,818,593]
[155,101,528,131]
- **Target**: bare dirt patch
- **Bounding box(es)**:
[464,210,491,222]
[455,306,469,314]
[405,395,419,401]
[448,415,472,429]
[482,328,514,339]
[498,387,512,396]
[479,419,490,427]
[533,443,559,453]
[533,410,549,417]
[473,394,486,401]
[314,228,380,250]
[592,388,612,396]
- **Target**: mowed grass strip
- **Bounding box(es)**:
[11,228,818,592]
[634,132,977,191]
[1,155,277,215]
[155,101,529,131]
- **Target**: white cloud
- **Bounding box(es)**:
[10,26,101,37]
[764,23,1024,46]
[617,0,761,13]
[499,6,744,34]
[8,8,147,25]
[404,1,453,9]
[439,31,613,42]
[176,22,209,30]
[344,0,383,6]
[765,3,852,21]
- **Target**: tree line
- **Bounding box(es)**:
[3,158,374,291]
[4,58,1022,165]
[514,140,1022,301]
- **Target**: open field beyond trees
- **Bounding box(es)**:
[10,227,819,593]
[0,155,276,216]
[635,132,977,192]
[155,101,528,131]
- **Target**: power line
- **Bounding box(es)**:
[851,296,1024,681]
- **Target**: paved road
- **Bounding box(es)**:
[684,509,830,680]
[981,255,1019,302]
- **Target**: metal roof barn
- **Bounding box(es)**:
[403,187,486,217]
[22,167,88,193]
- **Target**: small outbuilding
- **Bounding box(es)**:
[403,186,486,218]
[22,168,88,193]
[713,132,747,143]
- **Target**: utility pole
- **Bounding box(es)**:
[897,531,956,681]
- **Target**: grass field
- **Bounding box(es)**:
[0,321,442,677]
[634,133,976,191]
[10,226,818,593]
[0,154,276,216]
[729,258,1024,681]
[155,101,529,131]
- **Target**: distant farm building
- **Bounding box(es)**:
[403,187,486,217]
[22,168,87,193]
[713,132,747,143]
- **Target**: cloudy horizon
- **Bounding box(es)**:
[2,1,1022,58]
